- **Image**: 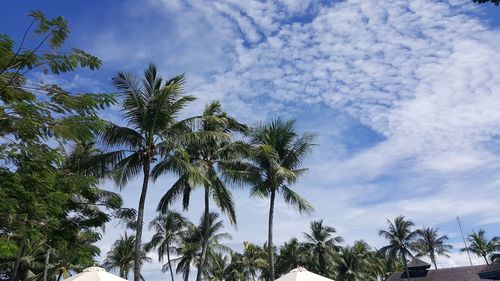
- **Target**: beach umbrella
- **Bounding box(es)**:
[276,267,334,281]
[64,267,127,281]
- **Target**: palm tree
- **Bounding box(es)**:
[97,64,195,281]
[461,229,500,264]
[103,233,152,279]
[379,216,417,281]
[276,238,309,275]
[413,227,452,269]
[144,211,188,281]
[225,118,315,281]
[303,220,343,277]
[334,246,369,281]
[155,101,247,281]
[204,252,230,281]
[172,212,232,281]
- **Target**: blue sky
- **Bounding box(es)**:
[3,0,500,279]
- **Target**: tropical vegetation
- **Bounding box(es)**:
[2,8,500,281]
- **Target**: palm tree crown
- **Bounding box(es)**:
[144,211,188,281]
[413,227,452,269]
[304,220,343,277]
[379,216,417,280]
[103,233,151,279]
[461,229,500,265]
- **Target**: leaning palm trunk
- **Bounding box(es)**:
[166,243,175,281]
[134,161,150,281]
[196,187,211,281]
[268,190,276,281]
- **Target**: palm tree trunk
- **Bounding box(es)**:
[318,248,326,276]
[402,254,411,281]
[196,186,210,281]
[431,254,437,270]
[166,242,175,281]
[43,248,51,281]
[134,160,150,281]
[10,239,25,281]
[484,255,490,265]
[268,190,276,281]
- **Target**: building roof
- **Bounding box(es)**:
[479,259,500,279]
[408,258,431,269]
[385,265,487,281]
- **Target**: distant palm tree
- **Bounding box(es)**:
[379,216,417,281]
[276,238,309,275]
[144,211,188,281]
[155,101,247,281]
[225,118,315,281]
[304,220,343,277]
[96,64,195,281]
[461,229,500,265]
[204,252,230,281]
[413,227,452,269]
[334,246,369,281]
[172,212,232,281]
[103,233,151,279]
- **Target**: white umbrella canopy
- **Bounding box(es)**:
[276,267,335,281]
[64,267,127,281]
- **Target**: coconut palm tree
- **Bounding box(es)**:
[276,238,309,275]
[204,252,230,281]
[96,64,195,281]
[334,246,369,281]
[379,216,417,281]
[172,212,232,281]
[224,118,315,281]
[155,101,247,281]
[413,227,452,269]
[103,233,151,279]
[144,211,188,281]
[303,220,343,277]
[461,229,500,265]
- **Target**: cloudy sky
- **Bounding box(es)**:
[3,0,500,279]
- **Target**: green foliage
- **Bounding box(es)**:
[0,10,119,281]
[460,229,500,264]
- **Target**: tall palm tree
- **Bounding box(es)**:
[225,118,315,281]
[461,229,500,265]
[144,211,188,281]
[103,233,152,279]
[413,227,452,269]
[97,64,195,281]
[304,220,343,277]
[155,101,247,281]
[379,216,417,281]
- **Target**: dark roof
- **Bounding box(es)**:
[479,259,500,279]
[408,258,431,269]
[385,265,487,281]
